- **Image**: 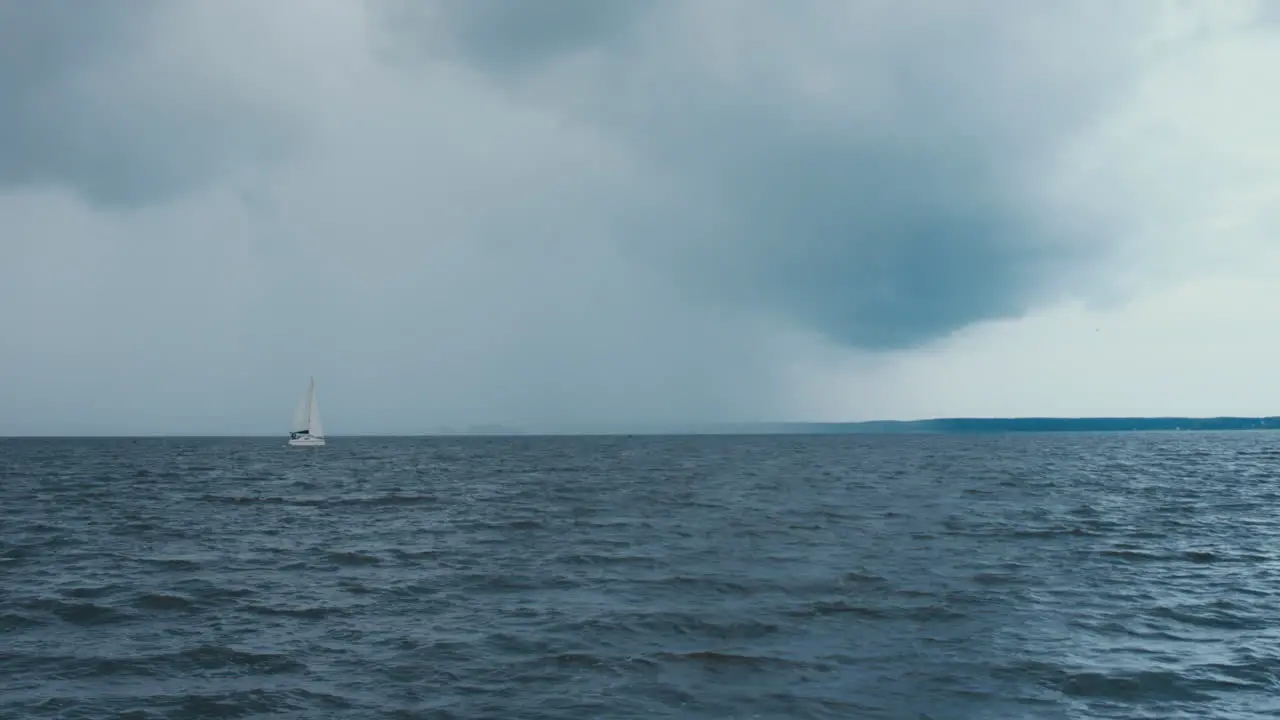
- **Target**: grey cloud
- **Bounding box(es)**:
[377,0,1151,350]
[0,0,287,207]
[376,0,649,73]
[0,1,1194,435]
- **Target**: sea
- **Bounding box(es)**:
[1,432,1278,719]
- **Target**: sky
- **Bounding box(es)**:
[3,0,1280,435]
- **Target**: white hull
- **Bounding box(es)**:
[288,436,325,447]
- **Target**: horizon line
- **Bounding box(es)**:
[3,414,1279,439]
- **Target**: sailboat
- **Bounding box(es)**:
[288,377,326,447]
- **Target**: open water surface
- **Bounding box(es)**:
[2,432,1279,719]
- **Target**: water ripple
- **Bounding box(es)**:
[2,432,1278,718]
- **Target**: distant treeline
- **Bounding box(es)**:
[426,417,1280,436]
[716,417,1280,434]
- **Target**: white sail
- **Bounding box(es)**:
[291,380,311,433]
[307,384,325,438]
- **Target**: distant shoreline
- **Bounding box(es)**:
[684,417,1280,434]
[505,416,1280,435]
[4,417,1279,438]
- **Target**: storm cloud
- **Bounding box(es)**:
[377,0,1154,349]
[0,1,1269,434]
[0,0,288,206]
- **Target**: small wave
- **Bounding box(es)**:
[243,604,337,620]
[1096,547,1267,564]
[1007,526,1103,539]
[199,492,438,508]
[16,645,311,681]
[971,571,1023,586]
[506,518,544,530]
[26,598,132,626]
[145,688,352,716]
[1203,654,1280,690]
[656,650,802,670]
[1182,550,1271,564]
[339,493,438,507]
[1149,602,1265,631]
[1096,549,1167,562]
[60,583,126,599]
[199,493,287,505]
[132,592,197,611]
[543,651,607,667]
[1182,550,1219,563]
[800,601,891,619]
[338,580,373,594]
[175,645,307,674]
[388,548,439,561]
[456,572,569,593]
[1087,545,1264,565]
[0,613,42,631]
[636,575,755,596]
[170,578,255,604]
[798,599,967,622]
[840,570,888,586]
[997,661,1225,702]
[1058,669,1220,702]
[630,614,780,641]
[1,539,69,562]
[140,557,205,571]
[326,551,382,566]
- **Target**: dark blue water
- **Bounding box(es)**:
[2,433,1278,719]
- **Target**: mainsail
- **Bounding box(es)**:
[306,383,324,438]
[291,378,313,433]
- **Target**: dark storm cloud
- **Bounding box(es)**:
[4,0,1236,435]
[425,0,649,73]
[375,0,1148,350]
[0,0,286,207]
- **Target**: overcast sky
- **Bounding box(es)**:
[3,0,1279,435]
